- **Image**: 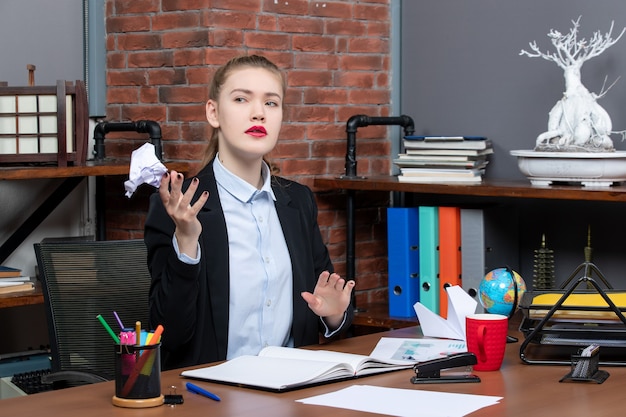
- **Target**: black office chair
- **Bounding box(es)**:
[34,238,152,388]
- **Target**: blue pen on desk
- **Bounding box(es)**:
[186,382,221,402]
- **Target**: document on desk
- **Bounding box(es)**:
[369,337,467,363]
[296,385,502,417]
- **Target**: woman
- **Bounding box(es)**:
[145,55,355,369]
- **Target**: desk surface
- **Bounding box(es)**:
[2,325,624,417]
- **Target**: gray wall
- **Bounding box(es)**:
[400,1,626,288]
[0,1,83,85]
[401,0,626,181]
[0,0,85,356]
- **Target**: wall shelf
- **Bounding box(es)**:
[314,176,626,203]
[0,160,191,309]
[314,175,626,330]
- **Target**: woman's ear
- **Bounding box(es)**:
[206,99,219,128]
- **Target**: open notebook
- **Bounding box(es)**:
[181,346,413,392]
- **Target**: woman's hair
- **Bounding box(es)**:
[200,54,286,172]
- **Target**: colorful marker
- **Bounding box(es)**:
[96,314,120,344]
[113,311,125,329]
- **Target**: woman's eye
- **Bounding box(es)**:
[266,101,279,107]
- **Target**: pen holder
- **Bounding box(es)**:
[559,348,609,384]
[112,343,164,408]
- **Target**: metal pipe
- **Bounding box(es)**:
[341,115,415,312]
[93,120,163,161]
[344,114,415,178]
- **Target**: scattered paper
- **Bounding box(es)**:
[413,285,477,341]
[124,142,167,198]
[369,337,467,363]
[296,385,502,417]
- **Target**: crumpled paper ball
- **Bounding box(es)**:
[124,142,167,198]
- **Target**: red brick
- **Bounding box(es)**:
[325,20,367,36]
[147,68,187,85]
[295,55,340,71]
[117,33,162,51]
[127,51,175,68]
[211,30,245,47]
[107,15,151,33]
[307,1,353,19]
[113,0,159,15]
[140,87,159,104]
[263,0,309,16]
[292,35,336,53]
[159,86,208,103]
[107,70,147,86]
[244,32,291,50]
[287,70,333,87]
[162,31,209,49]
[162,0,206,11]
[152,12,200,31]
[209,11,257,30]
[278,16,324,34]
[303,88,347,104]
[121,106,167,122]
[355,3,389,21]
[167,104,206,122]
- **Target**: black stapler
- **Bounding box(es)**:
[411,352,481,384]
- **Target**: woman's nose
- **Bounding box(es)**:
[251,102,265,121]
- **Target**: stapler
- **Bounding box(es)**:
[411,352,481,384]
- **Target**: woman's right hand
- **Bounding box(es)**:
[159,170,209,258]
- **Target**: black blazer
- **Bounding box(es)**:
[144,160,353,369]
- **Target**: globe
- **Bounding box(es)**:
[479,267,527,316]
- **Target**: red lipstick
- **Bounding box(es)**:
[246,125,267,137]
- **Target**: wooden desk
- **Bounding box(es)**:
[2,325,624,417]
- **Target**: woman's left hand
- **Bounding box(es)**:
[301,271,355,329]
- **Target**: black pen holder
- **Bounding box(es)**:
[560,348,609,384]
[112,343,164,408]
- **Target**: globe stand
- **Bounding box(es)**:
[506,273,519,344]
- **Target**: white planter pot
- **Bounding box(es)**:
[510,150,626,187]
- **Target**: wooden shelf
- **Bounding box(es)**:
[0,159,192,180]
[315,175,626,330]
[0,282,43,309]
[314,175,626,203]
[0,160,193,309]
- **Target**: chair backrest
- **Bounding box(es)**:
[34,239,151,380]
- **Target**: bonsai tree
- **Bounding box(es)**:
[520,17,626,152]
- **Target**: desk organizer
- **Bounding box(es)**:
[560,348,610,383]
[519,273,626,366]
[0,80,88,167]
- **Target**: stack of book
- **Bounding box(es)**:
[394,136,493,183]
[0,266,34,295]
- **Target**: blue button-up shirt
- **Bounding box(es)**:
[213,157,293,359]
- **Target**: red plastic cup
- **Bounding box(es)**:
[465,313,508,371]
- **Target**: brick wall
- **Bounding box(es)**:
[102,0,392,306]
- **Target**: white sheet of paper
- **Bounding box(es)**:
[296,385,502,417]
[413,285,477,341]
[369,337,467,363]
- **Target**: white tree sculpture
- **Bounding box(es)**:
[520,17,626,152]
